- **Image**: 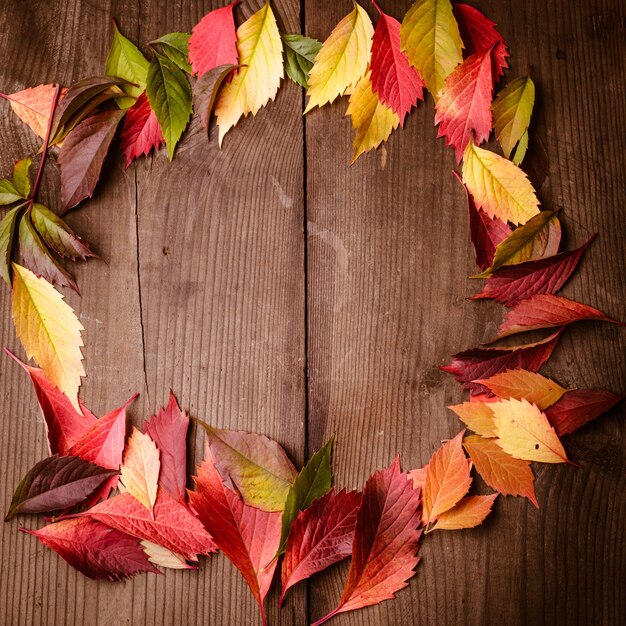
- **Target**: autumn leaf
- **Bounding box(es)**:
[472,235,596,305]
[282,34,322,89]
[146,52,192,159]
[11,263,84,410]
[463,434,537,506]
[475,210,562,277]
[311,458,421,626]
[304,3,373,113]
[430,494,497,531]
[276,436,333,557]
[2,84,66,139]
[346,71,400,163]
[408,465,428,490]
[215,1,283,145]
[435,48,494,163]
[189,455,280,626]
[462,141,540,225]
[545,389,624,436]
[150,33,192,74]
[58,109,125,211]
[0,206,22,284]
[495,294,625,339]
[193,64,238,132]
[197,421,297,512]
[440,329,562,394]
[142,391,189,502]
[448,402,496,437]
[6,455,116,520]
[105,20,149,103]
[119,428,160,515]
[140,540,194,570]
[423,431,472,524]
[0,179,24,206]
[88,488,216,560]
[280,489,361,606]
[453,4,509,82]
[4,349,96,454]
[476,369,567,410]
[119,92,165,168]
[23,518,159,580]
[370,1,424,124]
[491,398,568,463]
[492,75,535,162]
[188,0,240,76]
[400,0,463,97]
[11,157,32,198]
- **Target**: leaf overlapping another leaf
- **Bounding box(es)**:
[430,494,497,530]
[119,91,165,168]
[282,34,322,89]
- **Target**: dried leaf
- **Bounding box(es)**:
[430,494,497,530]
[119,428,160,515]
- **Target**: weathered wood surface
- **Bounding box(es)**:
[0,0,624,624]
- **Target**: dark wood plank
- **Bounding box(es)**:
[304,0,626,625]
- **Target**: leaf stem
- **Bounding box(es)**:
[31,84,61,203]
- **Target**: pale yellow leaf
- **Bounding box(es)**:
[448,402,496,437]
[119,427,160,515]
[11,263,84,411]
[215,1,283,145]
[304,2,373,113]
[140,540,192,570]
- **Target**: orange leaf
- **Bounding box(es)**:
[431,494,497,531]
[119,428,160,515]
[3,84,66,139]
[448,402,496,437]
[463,434,538,507]
[423,430,472,524]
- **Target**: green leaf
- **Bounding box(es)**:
[512,129,529,166]
[146,52,192,159]
[105,20,149,105]
[276,435,334,556]
[12,157,32,198]
[0,179,23,205]
[0,205,23,285]
[282,34,322,89]
[151,33,192,74]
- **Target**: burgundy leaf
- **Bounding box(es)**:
[58,109,125,212]
[495,294,625,339]
[473,235,597,306]
[119,92,164,168]
[280,489,362,606]
[545,389,624,436]
[22,518,159,580]
[193,64,238,132]
[6,454,117,520]
[440,329,563,395]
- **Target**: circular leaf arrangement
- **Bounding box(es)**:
[1,1,624,625]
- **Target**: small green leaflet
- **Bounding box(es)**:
[0,158,32,205]
[512,129,529,165]
[0,206,23,285]
[146,52,192,160]
[275,435,334,557]
[150,33,192,74]
[105,20,150,105]
[282,34,322,89]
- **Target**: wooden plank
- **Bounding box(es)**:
[304,0,626,625]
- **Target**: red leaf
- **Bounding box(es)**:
[189,455,281,626]
[143,391,189,501]
[473,235,597,306]
[454,4,509,83]
[280,489,361,606]
[188,1,240,77]
[455,171,511,271]
[495,294,625,339]
[312,458,421,626]
[22,518,159,580]
[545,389,624,436]
[87,488,216,560]
[370,2,424,125]
[58,109,125,212]
[5,349,96,455]
[435,48,494,163]
[119,92,164,169]
[440,329,563,394]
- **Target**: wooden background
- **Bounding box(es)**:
[0,0,625,624]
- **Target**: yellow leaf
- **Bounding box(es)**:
[491,398,568,463]
[431,494,497,531]
[492,76,535,160]
[448,402,496,437]
[400,0,463,97]
[140,540,192,570]
[346,71,400,163]
[462,141,540,225]
[215,1,283,146]
[304,2,373,113]
[119,428,160,515]
[11,263,84,411]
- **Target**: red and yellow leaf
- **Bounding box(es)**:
[119,92,165,168]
